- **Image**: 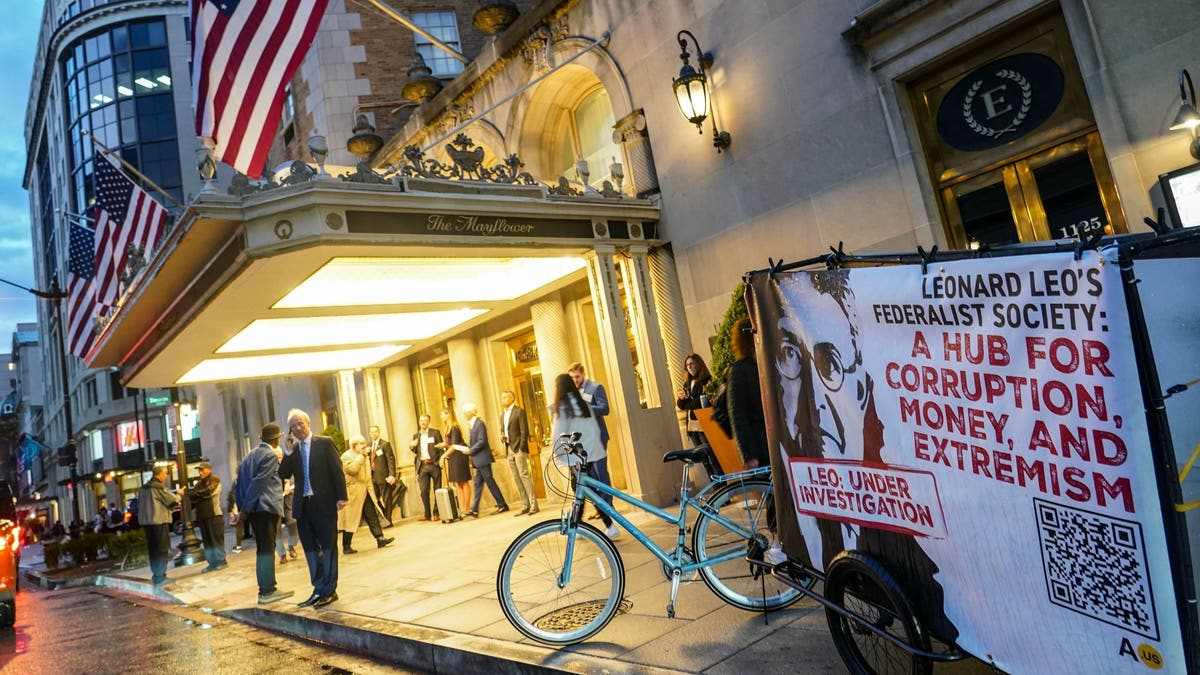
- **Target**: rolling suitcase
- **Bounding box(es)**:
[436,487,460,522]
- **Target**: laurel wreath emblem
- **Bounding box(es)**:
[962,68,1032,140]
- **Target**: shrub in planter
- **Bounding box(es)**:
[80,533,105,563]
[43,542,61,569]
[707,282,748,396]
[122,529,147,565]
[62,538,86,566]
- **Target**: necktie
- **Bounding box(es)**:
[301,440,313,496]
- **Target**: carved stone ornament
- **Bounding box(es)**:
[227,173,263,196]
[473,0,520,35]
[281,160,317,185]
[274,219,294,240]
[339,161,391,184]
[521,18,569,74]
[400,133,538,185]
[325,213,344,230]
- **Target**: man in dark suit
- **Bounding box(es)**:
[279,409,348,609]
[500,391,537,515]
[570,363,615,516]
[461,403,508,517]
[368,425,397,526]
[408,414,444,521]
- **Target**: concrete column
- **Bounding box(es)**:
[585,245,675,505]
[447,338,485,421]
[447,335,508,508]
[530,291,570,406]
[336,370,361,440]
[612,109,659,198]
[195,383,233,483]
[383,363,416,445]
[648,245,692,445]
[361,368,389,438]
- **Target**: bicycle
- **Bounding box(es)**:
[495,434,808,645]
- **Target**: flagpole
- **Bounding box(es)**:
[83,131,186,210]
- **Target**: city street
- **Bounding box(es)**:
[0,583,422,674]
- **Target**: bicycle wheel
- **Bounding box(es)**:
[824,551,932,675]
[497,520,625,645]
[692,479,802,611]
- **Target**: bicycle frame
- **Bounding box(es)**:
[557,462,773,587]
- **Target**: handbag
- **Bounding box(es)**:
[686,416,702,433]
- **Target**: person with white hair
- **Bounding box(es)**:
[338,433,394,553]
[461,403,509,517]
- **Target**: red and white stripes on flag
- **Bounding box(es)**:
[192,0,329,178]
[66,222,99,357]
[93,152,170,308]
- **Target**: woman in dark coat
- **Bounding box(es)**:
[727,317,769,468]
[676,353,712,447]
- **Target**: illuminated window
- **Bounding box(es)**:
[555,88,621,190]
[61,18,181,212]
[412,11,463,77]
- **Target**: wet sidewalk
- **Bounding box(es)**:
[30,503,850,674]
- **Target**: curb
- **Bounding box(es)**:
[221,606,690,675]
[21,567,98,590]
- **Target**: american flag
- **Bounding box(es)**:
[67,222,99,357]
[93,152,170,307]
[192,0,329,177]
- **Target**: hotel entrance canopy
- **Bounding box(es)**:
[85,175,660,388]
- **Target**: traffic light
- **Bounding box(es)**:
[56,442,77,467]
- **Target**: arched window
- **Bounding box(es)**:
[554,87,621,190]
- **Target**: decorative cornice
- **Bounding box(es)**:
[375,0,581,165]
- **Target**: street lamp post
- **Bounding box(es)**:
[169,387,202,566]
[0,276,81,526]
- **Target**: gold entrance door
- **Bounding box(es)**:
[512,369,550,498]
[942,133,1126,248]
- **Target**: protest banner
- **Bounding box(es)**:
[748,248,1186,674]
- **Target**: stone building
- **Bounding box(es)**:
[77,0,1200,515]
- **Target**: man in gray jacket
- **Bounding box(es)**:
[235,423,295,605]
[138,465,180,586]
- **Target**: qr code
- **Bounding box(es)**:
[1034,499,1158,639]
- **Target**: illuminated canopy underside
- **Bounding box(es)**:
[134,253,588,385]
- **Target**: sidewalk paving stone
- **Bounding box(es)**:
[20,503,987,673]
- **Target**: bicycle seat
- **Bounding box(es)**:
[662,446,712,464]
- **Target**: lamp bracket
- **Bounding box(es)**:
[699,51,714,71]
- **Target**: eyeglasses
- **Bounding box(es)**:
[776,338,860,392]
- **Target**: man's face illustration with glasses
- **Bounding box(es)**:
[775,274,868,458]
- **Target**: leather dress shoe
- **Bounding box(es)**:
[377,536,394,548]
[528,508,540,515]
[343,547,358,554]
[464,510,479,518]
[313,592,338,608]
[493,505,510,514]
[514,507,530,517]
[298,593,321,608]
